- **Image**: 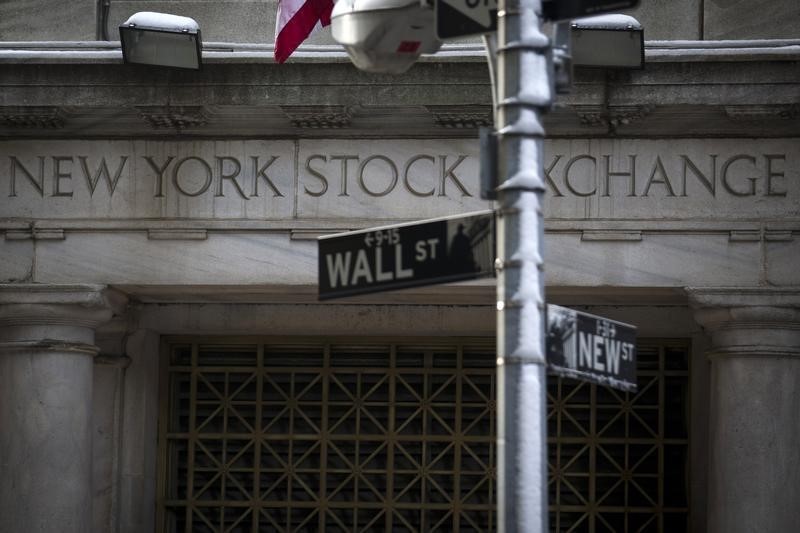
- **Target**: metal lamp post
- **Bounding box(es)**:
[493,8,645,532]
[331,4,645,531]
[494,0,551,531]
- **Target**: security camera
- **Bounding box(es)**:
[331,0,441,74]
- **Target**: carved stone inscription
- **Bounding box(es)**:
[296,139,489,219]
[544,139,797,220]
[0,141,296,220]
[0,139,797,221]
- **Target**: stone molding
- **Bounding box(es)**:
[724,104,800,121]
[4,228,65,241]
[0,339,100,356]
[94,353,132,368]
[0,284,128,344]
[0,283,127,310]
[687,287,800,358]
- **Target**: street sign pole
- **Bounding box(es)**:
[494,0,551,531]
[329,0,643,529]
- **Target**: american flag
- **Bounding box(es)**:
[274,0,334,63]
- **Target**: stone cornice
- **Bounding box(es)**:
[2,40,799,63]
[0,42,797,138]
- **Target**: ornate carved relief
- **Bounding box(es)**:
[281,106,352,128]
[425,105,492,129]
[574,105,606,127]
[0,106,65,129]
[607,105,655,127]
[137,106,209,129]
[575,104,655,129]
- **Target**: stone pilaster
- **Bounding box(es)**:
[688,288,800,533]
[0,284,126,533]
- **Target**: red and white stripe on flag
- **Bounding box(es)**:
[274,0,334,63]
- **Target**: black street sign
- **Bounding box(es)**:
[436,0,498,40]
[436,0,638,39]
[542,0,640,22]
[546,304,637,391]
[319,211,495,300]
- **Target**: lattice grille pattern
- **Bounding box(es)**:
[159,339,688,533]
[547,341,690,532]
[160,341,497,532]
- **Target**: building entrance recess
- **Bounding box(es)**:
[157,338,688,532]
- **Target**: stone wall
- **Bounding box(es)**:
[1,138,797,289]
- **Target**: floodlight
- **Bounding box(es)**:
[571,14,644,69]
[120,12,202,69]
[331,0,441,74]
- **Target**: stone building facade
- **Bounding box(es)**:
[0,1,798,532]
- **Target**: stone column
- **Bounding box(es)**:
[688,288,800,533]
[0,284,126,533]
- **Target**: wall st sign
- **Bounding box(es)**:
[318,211,495,300]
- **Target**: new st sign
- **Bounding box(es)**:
[546,304,637,392]
[319,211,494,300]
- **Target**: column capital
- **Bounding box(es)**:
[686,287,800,358]
[0,284,128,346]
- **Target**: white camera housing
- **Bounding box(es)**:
[331,0,441,74]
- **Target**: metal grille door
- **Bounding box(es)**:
[158,338,689,532]
[547,341,690,532]
[159,340,497,532]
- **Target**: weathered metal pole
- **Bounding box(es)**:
[494,0,551,531]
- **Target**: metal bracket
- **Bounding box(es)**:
[551,22,573,95]
[479,127,499,200]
